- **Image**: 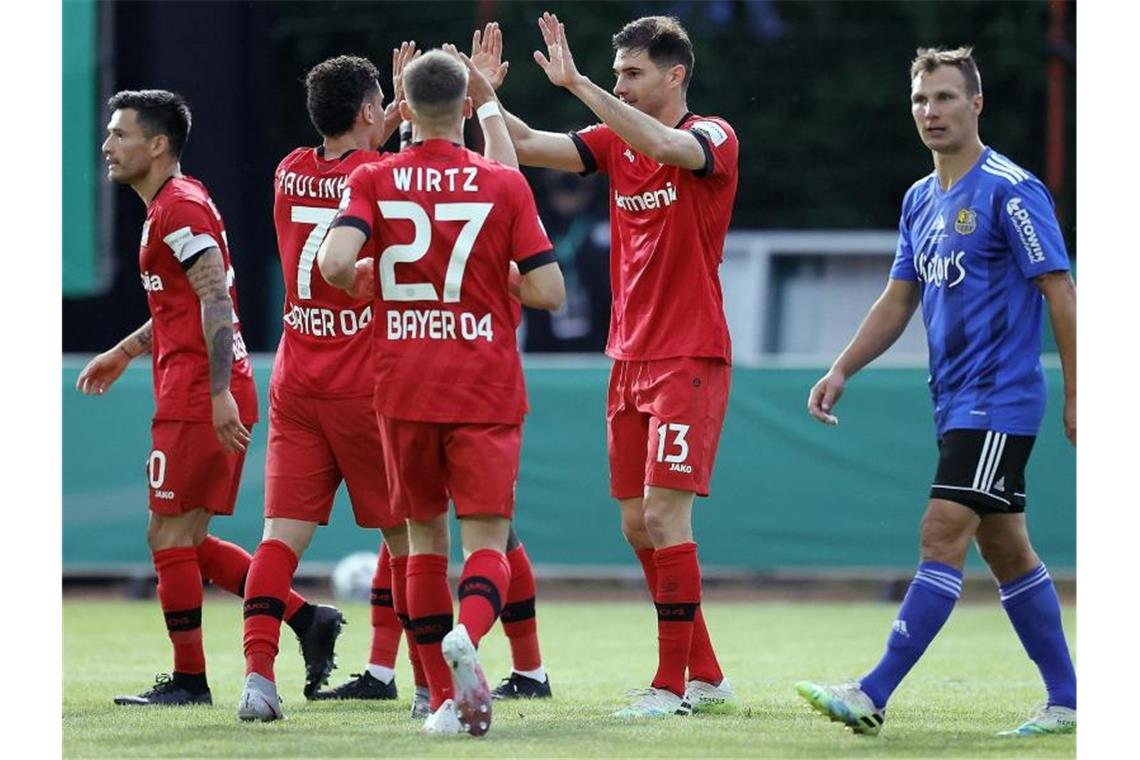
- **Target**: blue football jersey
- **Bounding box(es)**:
[890,147,1071,436]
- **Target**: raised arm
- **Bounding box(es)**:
[186,249,250,452]
[1036,270,1076,444]
[807,278,921,425]
[532,12,705,170]
[75,318,152,395]
[468,21,585,172]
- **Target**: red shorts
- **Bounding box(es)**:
[378,417,520,522]
[147,420,251,516]
[264,386,398,529]
[607,357,731,500]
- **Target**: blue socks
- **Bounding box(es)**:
[1000,565,1076,709]
[860,561,962,709]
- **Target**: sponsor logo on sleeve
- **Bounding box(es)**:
[623,148,636,163]
[691,120,728,147]
[1005,197,1046,264]
[162,225,195,257]
[954,208,977,234]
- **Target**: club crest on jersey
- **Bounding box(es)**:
[955,208,977,235]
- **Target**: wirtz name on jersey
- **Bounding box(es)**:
[392,166,480,193]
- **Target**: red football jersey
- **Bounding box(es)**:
[570,113,738,363]
[271,147,385,397]
[139,176,257,423]
[335,140,554,424]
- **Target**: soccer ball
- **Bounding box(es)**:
[331,551,378,602]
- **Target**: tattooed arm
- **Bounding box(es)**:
[75,319,152,396]
[186,248,251,453]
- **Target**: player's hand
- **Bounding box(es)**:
[211,390,251,453]
[444,44,496,108]
[508,261,522,301]
[1063,394,1075,446]
[386,41,419,125]
[534,12,584,90]
[347,257,376,300]
[807,370,845,426]
[75,348,131,396]
[470,21,509,89]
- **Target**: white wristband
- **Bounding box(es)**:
[476,101,502,121]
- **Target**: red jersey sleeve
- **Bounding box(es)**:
[159,198,222,268]
[686,117,738,183]
[331,163,378,240]
[506,171,555,270]
[569,123,616,176]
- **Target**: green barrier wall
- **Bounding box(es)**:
[62,358,1075,571]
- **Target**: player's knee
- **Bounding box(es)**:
[146,514,195,551]
[408,517,449,555]
[620,512,651,549]
[976,536,1039,581]
[381,525,410,557]
[642,502,691,548]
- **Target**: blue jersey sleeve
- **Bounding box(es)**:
[998,178,1071,279]
[889,190,918,281]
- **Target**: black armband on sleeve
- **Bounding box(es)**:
[689,130,715,179]
[517,249,558,274]
[180,250,205,271]
[568,132,598,176]
[330,215,372,242]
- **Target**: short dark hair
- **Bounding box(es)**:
[305,55,381,137]
[910,46,982,97]
[402,50,467,121]
[107,89,192,158]
[612,16,694,88]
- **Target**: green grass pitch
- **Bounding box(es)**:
[64,598,1075,757]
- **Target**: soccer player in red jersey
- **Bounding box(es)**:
[318,48,565,736]
[237,49,420,722]
[476,15,740,716]
[77,90,335,706]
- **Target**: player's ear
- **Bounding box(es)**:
[150,133,169,160]
[973,93,984,117]
[360,99,376,127]
[398,99,414,122]
[668,63,685,90]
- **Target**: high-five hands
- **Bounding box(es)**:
[533,12,583,90]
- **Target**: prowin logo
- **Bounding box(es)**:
[1005,197,1046,264]
[615,182,677,212]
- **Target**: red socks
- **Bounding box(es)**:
[369,544,401,669]
[636,546,723,686]
[501,544,543,672]
[390,554,426,688]
[153,547,206,678]
[649,542,703,698]
[407,554,453,710]
[241,539,298,682]
[457,549,510,648]
[197,534,307,621]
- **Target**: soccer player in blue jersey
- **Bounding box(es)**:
[795,47,1077,738]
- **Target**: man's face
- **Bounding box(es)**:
[612,47,673,116]
[364,84,386,151]
[102,109,158,184]
[910,65,982,154]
